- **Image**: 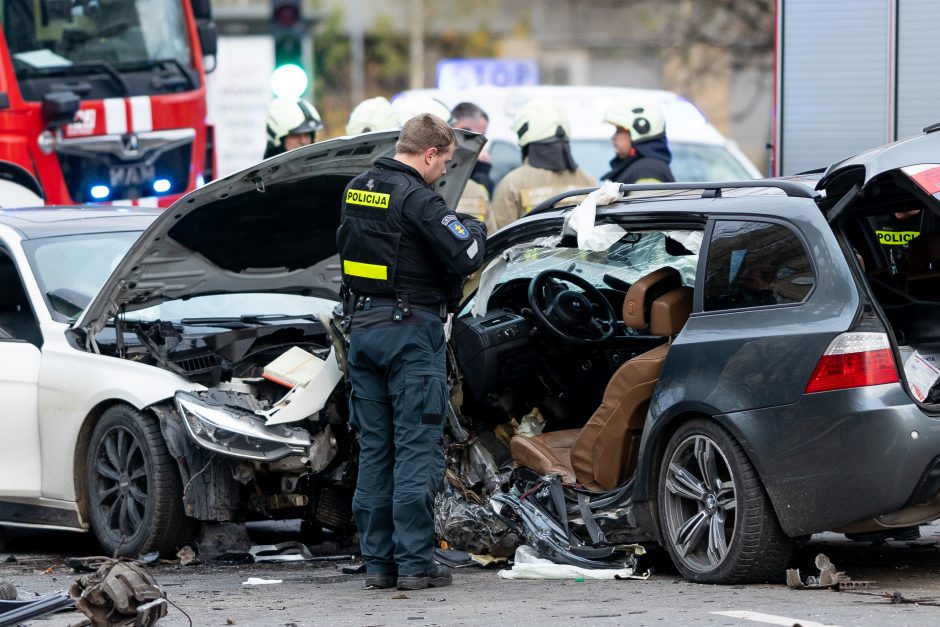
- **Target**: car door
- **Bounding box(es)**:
[0,251,43,495]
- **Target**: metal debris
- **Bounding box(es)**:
[68,559,167,626]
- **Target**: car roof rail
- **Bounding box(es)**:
[530,180,818,215]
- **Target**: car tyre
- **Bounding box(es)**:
[657,419,793,583]
[86,404,188,557]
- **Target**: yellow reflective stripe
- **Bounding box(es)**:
[345,188,391,209]
[343,260,388,280]
[876,230,919,246]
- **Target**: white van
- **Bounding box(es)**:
[393,85,762,185]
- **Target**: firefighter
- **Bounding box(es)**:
[601,97,675,185]
[263,98,323,159]
[451,101,495,196]
[346,97,401,135]
[337,114,486,591]
[489,98,596,230]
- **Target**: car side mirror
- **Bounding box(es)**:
[197,20,219,72]
[41,91,80,130]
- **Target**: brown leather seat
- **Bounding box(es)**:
[510,267,693,491]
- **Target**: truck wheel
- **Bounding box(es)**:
[657,419,793,583]
[86,404,189,557]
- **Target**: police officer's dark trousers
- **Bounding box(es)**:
[348,306,446,577]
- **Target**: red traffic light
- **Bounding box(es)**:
[274,4,299,27]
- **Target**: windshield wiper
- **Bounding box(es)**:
[16,61,130,97]
[117,58,195,91]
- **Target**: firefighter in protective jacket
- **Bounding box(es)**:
[336,114,486,591]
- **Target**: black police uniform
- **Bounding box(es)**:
[871,211,930,274]
[336,157,486,579]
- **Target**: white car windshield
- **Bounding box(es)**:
[24,232,334,322]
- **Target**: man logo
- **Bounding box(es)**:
[447,220,470,240]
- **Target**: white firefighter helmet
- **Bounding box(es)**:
[392,95,453,126]
[345,97,400,135]
[602,97,666,143]
[510,98,571,147]
[266,98,323,148]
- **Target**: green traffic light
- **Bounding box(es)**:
[270,63,308,99]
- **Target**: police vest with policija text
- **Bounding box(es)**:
[337,165,455,306]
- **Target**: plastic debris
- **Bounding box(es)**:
[786,553,851,590]
[241,578,282,586]
[0,592,74,625]
[434,484,520,558]
[249,542,313,563]
[497,545,648,581]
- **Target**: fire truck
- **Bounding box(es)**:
[773,0,938,176]
[0,0,218,206]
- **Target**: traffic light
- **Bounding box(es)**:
[271,0,308,98]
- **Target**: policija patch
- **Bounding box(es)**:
[346,188,390,209]
[446,220,470,240]
[876,230,919,246]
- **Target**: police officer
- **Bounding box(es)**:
[264,97,323,159]
[490,98,596,230]
[871,209,936,274]
[601,97,675,184]
[337,113,486,591]
[346,96,401,135]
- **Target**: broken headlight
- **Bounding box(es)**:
[175,392,311,461]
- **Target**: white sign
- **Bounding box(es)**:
[904,351,940,402]
[436,58,539,90]
[206,36,275,178]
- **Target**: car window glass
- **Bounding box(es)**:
[0,253,42,347]
[500,230,700,289]
[704,220,815,311]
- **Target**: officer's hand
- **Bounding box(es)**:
[462,215,487,237]
[456,212,481,224]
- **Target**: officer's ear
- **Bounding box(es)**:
[423,146,438,164]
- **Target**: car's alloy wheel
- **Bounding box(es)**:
[657,419,793,583]
[86,404,190,557]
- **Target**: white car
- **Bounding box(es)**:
[393,85,763,184]
[0,130,484,556]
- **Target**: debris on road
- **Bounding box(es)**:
[786,553,851,590]
[0,591,74,625]
[496,545,648,580]
[176,546,197,567]
[241,578,283,586]
[249,542,314,563]
[0,580,15,600]
[69,559,167,626]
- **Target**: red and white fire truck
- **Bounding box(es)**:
[0,0,218,207]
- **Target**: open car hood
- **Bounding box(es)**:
[817,128,940,220]
[76,129,485,334]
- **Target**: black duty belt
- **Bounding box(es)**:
[355,295,447,321]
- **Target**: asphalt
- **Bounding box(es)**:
[2,522,940,626]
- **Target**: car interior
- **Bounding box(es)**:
[0,253,42,347]
[452,228,700,490]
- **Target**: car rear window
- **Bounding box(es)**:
[703,220,815,311]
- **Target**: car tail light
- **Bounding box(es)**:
[804,332,899,394]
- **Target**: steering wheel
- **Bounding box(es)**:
[527,269,617,347]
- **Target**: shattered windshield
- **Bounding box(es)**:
[500,231,700,288]
[2,0,192,73]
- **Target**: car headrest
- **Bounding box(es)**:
[908,233,940,272]
[622,266,683,329]
[650,287,693,337]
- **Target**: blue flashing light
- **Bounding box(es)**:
[153,178,172,194]
[90,185,111,200]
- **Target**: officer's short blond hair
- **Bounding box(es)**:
[397,114,456,156]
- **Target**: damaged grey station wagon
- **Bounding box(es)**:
[3,127,940,584]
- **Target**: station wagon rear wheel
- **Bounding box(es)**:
[657,419,793,583]
[86,404,189,557]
